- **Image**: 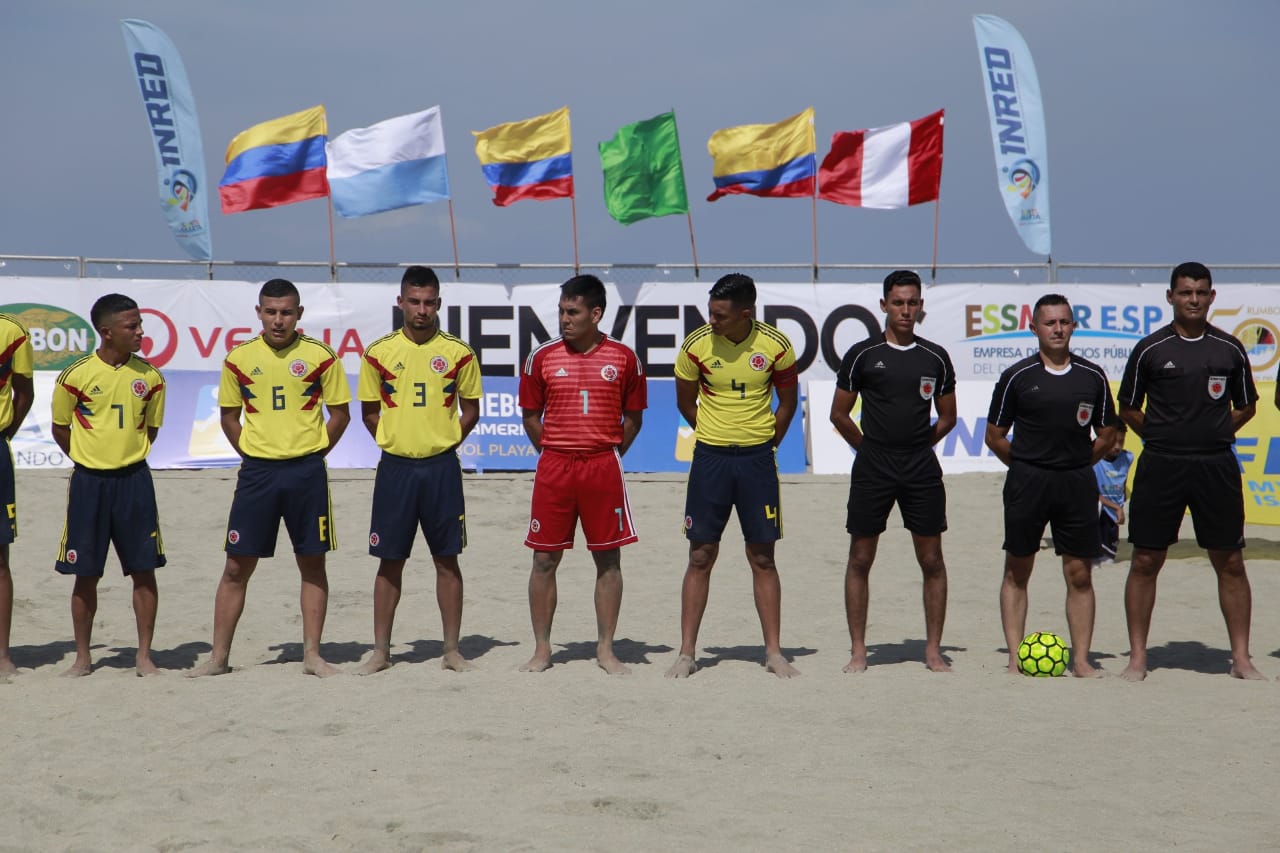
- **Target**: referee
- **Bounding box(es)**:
[1117,262,1263,681]
[986,294,1116,678]
[829,270,957,673]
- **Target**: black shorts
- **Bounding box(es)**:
[226,453,335,557]
[846,442,947,537]
[55,462,166,577]
[0,437,14,545]
[1128,449,1244,551]
[369,450,466,560]
[683,441,781,544]
[1002,461,1101,558]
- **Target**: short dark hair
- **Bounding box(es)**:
[560,274,607,312]
[401,265,440,292]
[259,278,300,303]
[1033,293,1071,321]
[709,273,756,308]
[1170,261,1212,289]
[90,293,139,330]
[883,269,922,298]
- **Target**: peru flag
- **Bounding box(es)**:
[818,110,943,208]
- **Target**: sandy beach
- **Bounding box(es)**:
[2,467,1278,852]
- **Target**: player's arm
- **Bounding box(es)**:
[675,377,699,429]
[619,410,643,455]
[458,396,480,442]
[772,381,798,447]
[984,422,1013,467]
[220,406,244,455]
[323,402,351,454]
[5,374,33,440]
[52,423,71,455]
[1274,381,1280,412]
[1090,424,1117,465]
[522,408,544,453]
[828,388,863,451]
[931,391,958,445]
[1118,403,1145,436]
[1231,401,1256,433]
[361,400,381,440]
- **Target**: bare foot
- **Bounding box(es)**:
[596,654,631,675]
[765,653,800,679]
[355,653,389,676]
[61,660,92,677]
[1071,661,1104,678]
[302,656,341,678]
[519,654,551,673]
[1007,661,1022,675]
[135,657,161,677]
[441,651,475,672]
[665,654,697,678]
[925,652,952,673]
[842,656,867,674]
[1230,659,1267,681]
[1119,662,1147,682]
[0,657,17,677]
[186,659,232,678]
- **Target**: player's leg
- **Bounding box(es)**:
[111,465,166,676]
[129,570,159,676]
[1122,547,1164,681]
[1207,549,1263,680]
[357,558,405,675]
[745,541,798,678]
[56,468,110,676]
[912,534,950,673]
[844,535,878,673]
[428,453,472,672]
[1122,450,1182,681]
[1047,468,1104,677]
[282,455,340,677]
[0,546,13,676]
[1060,556,1098,677]
[590,548,628,675]
[578,451,637,675]
[360,453,419,674]
[737,445,796,678]
[667,540,718,678]
[522,549,563,672]
[999,461,1049,673]
[522,451,575,673]
[1000,553,1035,673]
[843,445,893,673]
[187,553,259,677]
[296,552,339,677]
[66,575,99,677]
[901,447,950,672]
[432,555,471,672]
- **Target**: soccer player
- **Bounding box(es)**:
[829,270,957,673]
[0,312,33,678]
[1117,262,1263,681]
[52,294,166,677]
[519,274,646,675]
[355,266,481,675]
[665,273,799,679]
[986,294,1116,678]
[189,279,351,678]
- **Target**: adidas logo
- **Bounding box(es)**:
[554,368,569,377]
[250,367,263,376]
[873,360,886,369]
[394,362,404,371]
[1029,385,1040,392]
[1163,360,1176,369]
[710,359,724,368]
[89,385,102,394]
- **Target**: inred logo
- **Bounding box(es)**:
[139,308,178,367]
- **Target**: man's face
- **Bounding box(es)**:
[1167,276,1214,325]
[102,308,145,354]
[398,285,441,332]
[881,285,923,335]
[256,294,303,348]
[707,298,752,341]
[1031,302,1074,356]
[559,295,600,344]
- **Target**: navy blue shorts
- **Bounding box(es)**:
[56,461,166,577]
[0,437,15,545]
[1002,461,1101,558]
[846,441,947,537]
[226,453,335,557]
[369,450,466,559]
[1128,449,1244,551]
[683,441,781,544]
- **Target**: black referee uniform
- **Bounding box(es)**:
[837,333,955,537]
[1118,322,1256,550]
[988,352,1116,557]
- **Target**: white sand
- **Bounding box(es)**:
[3,468,1278,852]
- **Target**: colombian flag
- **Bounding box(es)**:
[472,107,573,206]
[707,108,816,202]
[218,106,329,213]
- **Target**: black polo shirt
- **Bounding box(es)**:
[988,352,1115,469]
[836,333,955,449]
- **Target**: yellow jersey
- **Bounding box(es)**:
[220,334,351,460]
[358,328,482,457]
[0,314,34,433]
[674,320,798,446]
[52,353,165,469]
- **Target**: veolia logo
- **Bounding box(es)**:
[0,303,96,370]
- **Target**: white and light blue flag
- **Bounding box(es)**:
[973,15,1051,257]
[120,19,213,261]
[327,107,451,218]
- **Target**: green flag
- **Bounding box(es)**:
[599,111,689,225]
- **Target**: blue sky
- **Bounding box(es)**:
[2,1,1277,270]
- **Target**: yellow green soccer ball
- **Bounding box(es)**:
[1017,631,1070,677]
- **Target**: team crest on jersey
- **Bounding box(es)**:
[684,515,693,530]
[289,359,307,377]
[749,353,768,371]
[66,549,78,564]
[227,530,240,545]
[1076,402,1095,427]
[431,356,449,374]
[919,377,937,400]
[369,532,380,547]
[529,519,541,533]
[1208,376,1227,400]
[600,364,618,382]
[131,379,149,398]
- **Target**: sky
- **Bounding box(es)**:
[3,1,1279,275]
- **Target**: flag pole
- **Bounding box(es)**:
[326,193,337,282]
[811,186,819,283]
[686,213,701,278]
[570,192,580,275]
[446,199,461,279]
[930,195,941,283]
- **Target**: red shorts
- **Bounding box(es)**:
[526,448,638,551]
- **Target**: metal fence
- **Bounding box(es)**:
[3,254,1280,286]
